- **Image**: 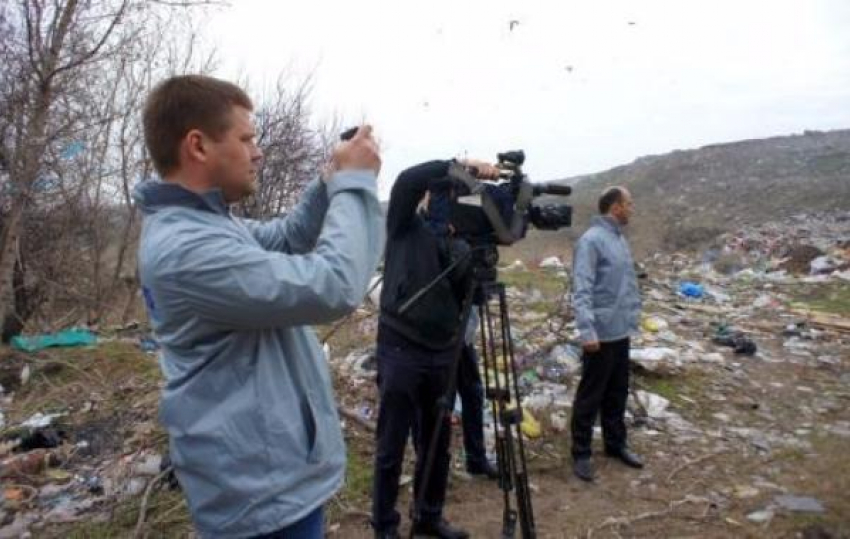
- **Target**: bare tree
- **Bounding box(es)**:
[0,1,337,337]
[237,76,332,219]
[0,0,217,337]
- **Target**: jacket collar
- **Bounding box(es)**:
[133,180,230,216]
[592,215,624,236]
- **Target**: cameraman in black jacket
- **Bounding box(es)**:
[371,158,499,539]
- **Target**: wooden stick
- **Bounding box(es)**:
[133,466,173,538]
[666,451,724,484]
[338,406,376,433]
[586,495,710,538]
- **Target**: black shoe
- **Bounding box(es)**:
[374,528,400,539]
[606,447,644,469]
[412,518,470,539]
[467,460,499,480]
[573,457,594,482]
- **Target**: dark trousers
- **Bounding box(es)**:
[412,345,487,468]
[456,344,488,468]
[372,346,453,532]
[570,338,630,459]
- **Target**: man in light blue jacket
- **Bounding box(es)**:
[570,186,643,483]
[136,75,384,538]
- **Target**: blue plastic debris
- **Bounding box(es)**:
[679,282,704,298]
[139,335,160,353]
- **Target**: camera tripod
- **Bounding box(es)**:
[402,244,536,539]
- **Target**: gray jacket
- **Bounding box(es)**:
[135,171,384,538]
[572,215,641,343]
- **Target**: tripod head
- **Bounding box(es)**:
[469,242,499,285]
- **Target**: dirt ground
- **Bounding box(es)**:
[332,337,850,539]
[1,270,848,538]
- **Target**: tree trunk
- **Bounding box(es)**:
[0,0,79,337]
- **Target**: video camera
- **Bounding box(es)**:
[447,150,573,246]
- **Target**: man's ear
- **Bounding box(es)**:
[184,129,208,164]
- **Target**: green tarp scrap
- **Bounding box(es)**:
[11,328,97,352]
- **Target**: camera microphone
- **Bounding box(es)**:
[532,183,572,197]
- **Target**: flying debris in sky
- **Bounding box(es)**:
[509,20,520,32]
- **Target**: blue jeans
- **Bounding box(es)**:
[252,507,323,539]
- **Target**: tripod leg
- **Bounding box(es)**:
[496,284,537,538]
[481,292,517,538]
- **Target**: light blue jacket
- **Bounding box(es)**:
[572,216,642,343]
[135,172,384,538]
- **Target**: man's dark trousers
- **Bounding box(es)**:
[570,338,630,458]
[456,344,488,469]
[372,342,453,532]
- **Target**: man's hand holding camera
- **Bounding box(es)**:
[330,125,381,176]
[460,158,501,180]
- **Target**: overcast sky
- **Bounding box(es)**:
[204,0,850,198]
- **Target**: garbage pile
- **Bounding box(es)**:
[331,213,849,468]
[705,210,850,280]
[1,212,848,535]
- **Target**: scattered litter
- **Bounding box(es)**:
[550,411,568,432]
[752,294,776,309]
[746,508,774,523]
[641,316,668,332]
[774,495,825,513]
[367,275,383,306]
[733,485,759,498]
[1,209,848,535]
[10,328,97,352]
[21,412,65,429]
[138,335,160,353]
[1,449,58,477]
[809,255,836,274]
[45,469,72,482]
[634,391,670,419]
[539,256,564,269]
[712,326,757,356]
[133,453,163,476]
[20,365,31,386]
[678,282,704,298]
[630,347,678,372]
[520,409,541,439]
[630,347,677,362]
[18,427,66,451]
[502,260,527,272]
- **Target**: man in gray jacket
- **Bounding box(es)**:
[136,75,384,538]
[570,186,643,482]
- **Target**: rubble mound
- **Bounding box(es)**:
[780,244,825,274]
[560,129,850,256]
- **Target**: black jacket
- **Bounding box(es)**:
[378,160,469,351]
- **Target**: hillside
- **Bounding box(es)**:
[509,129,850,262]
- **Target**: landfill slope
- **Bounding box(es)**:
[518,129,850,260]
